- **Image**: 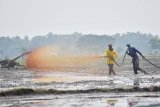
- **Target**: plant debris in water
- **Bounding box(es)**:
[1,86,160,96]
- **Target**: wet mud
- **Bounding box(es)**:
[0,56,160,107]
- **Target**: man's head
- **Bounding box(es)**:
[108,44,113,51]
[126,44,131,48]
[108,44,112,47]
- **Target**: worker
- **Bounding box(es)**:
[126,44,146,74]
[105,44,118,75]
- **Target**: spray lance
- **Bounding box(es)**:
[104,56,121,67]
[92,55,121,67]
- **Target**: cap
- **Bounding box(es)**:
[108,44,112,47]
[126,44,130,47]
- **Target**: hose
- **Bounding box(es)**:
[121,50,127,65]
[140,54,160,69]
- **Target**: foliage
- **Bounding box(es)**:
[0,32,159,58]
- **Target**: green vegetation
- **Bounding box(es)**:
[0,32,159,58]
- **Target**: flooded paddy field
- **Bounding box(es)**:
[0,56,160,107]
[1,92,160,107]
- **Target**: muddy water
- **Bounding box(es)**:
[1,93,160,107]
[1,71,160,107]
[0,56,160,107]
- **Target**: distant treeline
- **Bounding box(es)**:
[0,32,160,58]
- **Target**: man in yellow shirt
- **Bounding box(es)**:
[105,44,118,75]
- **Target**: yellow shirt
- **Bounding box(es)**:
[105,49,117,64]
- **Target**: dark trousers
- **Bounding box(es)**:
[108,64,116,75]
[132,57,146,74]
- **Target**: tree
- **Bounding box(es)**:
[149,36,160,49]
